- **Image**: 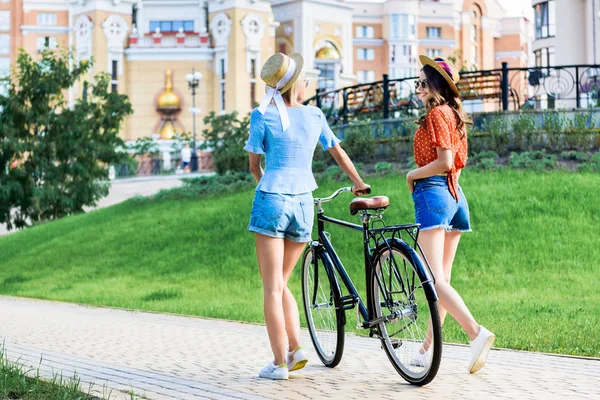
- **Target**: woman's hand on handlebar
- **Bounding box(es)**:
[352,182,371,197]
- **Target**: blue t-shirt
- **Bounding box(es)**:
[244,105,341,194]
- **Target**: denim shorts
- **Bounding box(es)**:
[248,191,314,242]
[412,176,472,232]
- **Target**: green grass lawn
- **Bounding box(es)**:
[0,170,599,357]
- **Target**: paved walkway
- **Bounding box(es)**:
[0,173,213,237]
[0,297,598,399]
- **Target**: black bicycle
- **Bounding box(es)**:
[301,187,442,386]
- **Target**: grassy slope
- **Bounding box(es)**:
[0,170,599,356]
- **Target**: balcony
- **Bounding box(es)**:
[129,27,210,49]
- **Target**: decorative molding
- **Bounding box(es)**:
[70,0,136,15]
[102,14,129,76]
[125,47,214,61]
[209,12,232,48]
[241,13,265,47]
[74,14,93,61]
[21,25,70,35]
[352,38,384,46]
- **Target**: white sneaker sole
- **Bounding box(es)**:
[259,372,289,380]
[468,334,495,374]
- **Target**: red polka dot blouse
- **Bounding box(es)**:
[413,104,468,201]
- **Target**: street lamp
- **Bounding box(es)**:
[185,69,202,172]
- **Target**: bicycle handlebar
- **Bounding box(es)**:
[314,186,372,206]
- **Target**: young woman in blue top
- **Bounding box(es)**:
[244,53,370,380]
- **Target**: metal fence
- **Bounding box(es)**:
[304,63,600,126]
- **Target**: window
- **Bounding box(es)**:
[0,57,9,97]
[37,13,57,26]
[357,70,375,84]
[471,24,477,42]
[315,62,335,91]
[37,36,57,52]
[0,34,9,55]
[250,58,256,106]
[471,44,477,69]
[426,27,441,38]
[111,60,118,92]
[357,48,375,61]
[426,49,441,58]
[534,1,555,39]
[149,20,194,33]
[220,58,226,111]
[0,11,10,31]
[391,14,416,39]
[402,45,412,56]
[534,47,555,68]
[355,26,374,38]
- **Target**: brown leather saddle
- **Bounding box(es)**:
[349,196,390,215]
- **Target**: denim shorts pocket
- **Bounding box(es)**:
[422,186,453,213]
[301,200,314,225]
[260,193,285,221]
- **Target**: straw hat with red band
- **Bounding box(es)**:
[419,55,460,97]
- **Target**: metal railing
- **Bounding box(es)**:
[304,62,600,126]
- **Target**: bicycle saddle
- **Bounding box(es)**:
[349,196,390,215]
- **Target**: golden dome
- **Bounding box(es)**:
[316,46,340,59]
[157,70,181,109]
[159,120,176,140]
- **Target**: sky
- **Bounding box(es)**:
[500,0,535,18]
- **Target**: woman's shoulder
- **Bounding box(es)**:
[425,104,453,124]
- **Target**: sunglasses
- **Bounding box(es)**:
[414,79,429,90]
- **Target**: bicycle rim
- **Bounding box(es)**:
[371,243,441,385]
[301,247,344,367]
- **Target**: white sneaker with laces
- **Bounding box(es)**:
[258,363,289,380]
[468,326,495,374]
[409,347,431,367]
[287,347,308,372]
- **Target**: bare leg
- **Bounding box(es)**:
[419,229,479,344]
[281,240,308,351]
[255,234,286,365]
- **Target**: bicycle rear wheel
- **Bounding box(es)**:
[369,239,442,386]
[301,245,345,367]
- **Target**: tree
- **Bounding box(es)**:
[0,49,133,230]
[200,111,250,174]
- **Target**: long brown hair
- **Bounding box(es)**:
[418,65,472,137]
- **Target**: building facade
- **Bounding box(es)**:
[0,0,529,141]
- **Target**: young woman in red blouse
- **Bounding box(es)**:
[406,56,495,374]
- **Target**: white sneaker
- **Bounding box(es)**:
[258,363,289,380]
[287,347,308,372]
[409,347,431,367]
[468,326,495,374]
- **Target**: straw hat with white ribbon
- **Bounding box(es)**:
[257,53,304,131]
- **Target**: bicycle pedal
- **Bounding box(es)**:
[381,339,403,350]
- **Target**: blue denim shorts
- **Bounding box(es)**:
[412,176,472,232]
[248,191,314,242]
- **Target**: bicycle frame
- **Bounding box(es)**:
[312,202,436,330]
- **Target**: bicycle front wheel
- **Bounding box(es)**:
[301,245,345,368]
[369,239,442,386]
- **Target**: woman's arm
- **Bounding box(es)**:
[328,144,370,195]
[249,153,264,184]
[406,147,453,193]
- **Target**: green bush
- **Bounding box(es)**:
[560,151,591,163]
[342,120,376,163]
[470,150,499,170]
[312,160,327,173]
[578,152,600,172]
[511,113,539,151]
[482,113,509,155]
[153,171,254,200]
[201,111,249,174]
[373,161,395,175]
[322,165,344,181]
[509,150,558,172]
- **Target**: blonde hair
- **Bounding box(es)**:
[281,70,303,105]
